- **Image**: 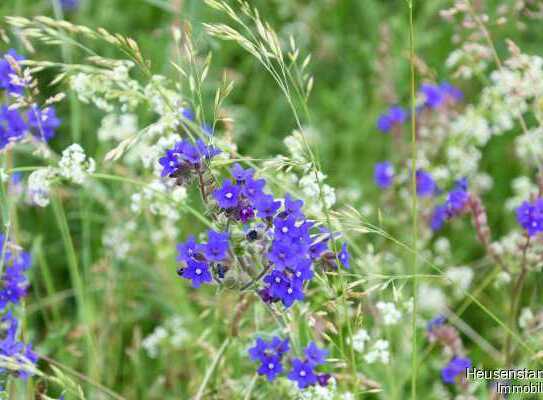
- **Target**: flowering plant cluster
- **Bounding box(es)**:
[248,336,330,389]
[0,50,60,149]
[0,234,38,381]
[171,155,350,311]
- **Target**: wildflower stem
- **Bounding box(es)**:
[504,235,531,366]
[407,1,419,398]
[240,262,272,291]
[194,337,230,400]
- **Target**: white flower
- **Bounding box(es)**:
[351,329,370,353]
[364,339,389,364]
[142,326,168,358]
[418,283,447,312]
[515,127,543,167]
[98,113,138,142]
[28,167,57,207]
[58,144,95,184]
[446,266,473,296]
[376,301,402,325]
[519,308,534,330]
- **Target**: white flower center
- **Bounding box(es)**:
[296,271,301,277]
[287,288,293,294]
[225,192,233,199]
[195,268,202,275]
[268,363,274,369]
[275,277,281,283]
[281,227,288,233]
[299,370,306,377]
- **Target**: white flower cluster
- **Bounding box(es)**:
[130,179,187,220]
[351,328,370,353]
[28,167,56,207]
[515,127,543,168]
[27,144,95,207]
[418,283,447,313]
[445,266,473,297]
[103,220,137,260]
[364,339,390,364]
[297,377,354,400]
[376,301,402,325]
[58,144,96,184]
[505,176,538,211]
[446,43,491,80]
[142,316,189,358]
[70,61,141,112]
[98,113,138,142]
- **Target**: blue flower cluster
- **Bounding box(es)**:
[419,82,463,109]
[212,164,349,308]
[248,336,331,389]
[0,234,38,380]
[441,356,471,384]
[374,162,438,199]
[374,161,394,189]
[516,198,543,237]
[60,0,80,11]
[158,138,220,179]
[171,162,350,310]
[176,230,229,288]
[377,106,407,133]
[430,178,470,231]
[0,49,24,95]
[1,50,61,149]
[375,82,462,134]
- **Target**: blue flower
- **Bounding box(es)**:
[230,163,254,183]
[181,259,212,288]
[254,194,281,219]
[159,150,181,177]
[27,105,60,141]
[426,315,446,332]
[257,355,283,381]
[416,169,436,197]
[213,179,241,209]
[0,106,27,149]
[377,106,407,133]
[0,236,38,380]
[269,337,290,356]
[242,177,266,201]
[180,107,195,122]
[288,359,317,389]
[0,50,24,95]
[317,373,332,387]
[176,235,202,262]
[60,0,80,10]
[263,269,290,298]
[268,240,297,270]
[338,243,350,269]
[439,82,463,102]
[516,199,543,236]
[420,83,444,109]
[283,193,304,220]
[292,258,314,283]
[441,356,471,384]
[430,178,469,231]
[374,162,394,189]
[280,281,304,308]
[203,230,229,262]
[304,342,328,366]
[420,82,463,109]
[430,204,447,231]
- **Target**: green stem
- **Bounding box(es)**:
[194,337,230,400]
[407,1,419,399]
